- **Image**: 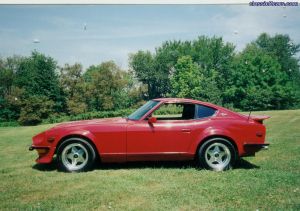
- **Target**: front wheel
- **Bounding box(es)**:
[57,138,96,172]
[198,138,236,171]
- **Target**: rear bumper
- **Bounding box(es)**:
[243,143,269,156]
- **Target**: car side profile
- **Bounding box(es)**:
[29,98,269,172]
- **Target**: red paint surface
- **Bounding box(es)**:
[31,98,269,164]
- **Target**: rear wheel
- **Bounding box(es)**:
[57,138,96,172]
[198,138,236,171]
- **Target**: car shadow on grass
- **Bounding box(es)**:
[95,160,196,170]
[95,158,260,170]
[234,159,260,169]
[32,158,259,172]
[32,160,58,172]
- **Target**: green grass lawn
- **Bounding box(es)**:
[0,110,299,210]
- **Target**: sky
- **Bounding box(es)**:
[0,5,299,69]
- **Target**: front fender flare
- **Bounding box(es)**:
[55,130,98,152]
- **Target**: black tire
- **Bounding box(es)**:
[57,137,96,172]
[197,138,236,171]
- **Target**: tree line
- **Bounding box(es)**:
[0,33,299,125]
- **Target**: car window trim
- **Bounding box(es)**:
[139,102,219,122]
[139,100,163,121]
[144,102,197,122]
[195,104,218,120]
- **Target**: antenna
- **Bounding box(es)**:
[247,98,256,121]
[247,108,252,121]
[247,110,252,121]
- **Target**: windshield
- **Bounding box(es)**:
[128,100,160,120]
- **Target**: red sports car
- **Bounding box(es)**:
[29,98,269,172]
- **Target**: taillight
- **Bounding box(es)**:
[254,120,264,124]
[256,132,263,137]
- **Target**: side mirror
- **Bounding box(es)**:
[148,116,157,124]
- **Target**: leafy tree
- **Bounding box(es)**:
[130,36,235,102]
[129,51,158,99]
[84,61,146,111]
[1,86,25,121]
[154,40,192,96]
[83,61,127,110]
[171,56,202,98]
[255,33,300,77]
[15,51,64,112]
[255,33,300,106]
[0,62,14,97]
[191,36,235,97]
[110,70,147,110]
[225,44,297,110]
[66,99,87,115]
[170,56,222,104]
[60,63,87,115]
[15,52,57,96]
[60,63,84,98]
[1,33,300,125]
[0,56,24,121]
[0,56,23,96]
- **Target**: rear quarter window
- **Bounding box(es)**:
[196,105,216,119]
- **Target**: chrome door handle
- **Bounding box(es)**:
[181,129,191,133]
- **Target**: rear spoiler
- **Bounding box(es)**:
[250,115,270,123]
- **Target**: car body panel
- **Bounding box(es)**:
[126,119,195,161]
[30,98,269,164]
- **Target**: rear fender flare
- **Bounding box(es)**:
[190,127,240,155]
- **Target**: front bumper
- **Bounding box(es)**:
[243,143,269,156]
[29,145,54,163]
[29,145,49,151]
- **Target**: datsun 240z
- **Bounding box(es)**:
[29,98,270,172]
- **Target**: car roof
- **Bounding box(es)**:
[153,98,220,109]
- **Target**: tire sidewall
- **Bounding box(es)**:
[198,138,236,171]
[57,138,96,172]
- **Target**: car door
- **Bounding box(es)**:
[126,103,196,161]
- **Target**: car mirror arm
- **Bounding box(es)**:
[148,116,157,124]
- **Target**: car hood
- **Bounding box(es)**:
[52,117,127,129]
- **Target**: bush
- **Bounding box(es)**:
[43,108,135,124]
[154,104,182,115]
[67,99,87,115]
[18,96,54,125]
[0,121,20,127]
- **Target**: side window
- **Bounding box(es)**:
[196,105,216,119]
[152,103,196,120]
